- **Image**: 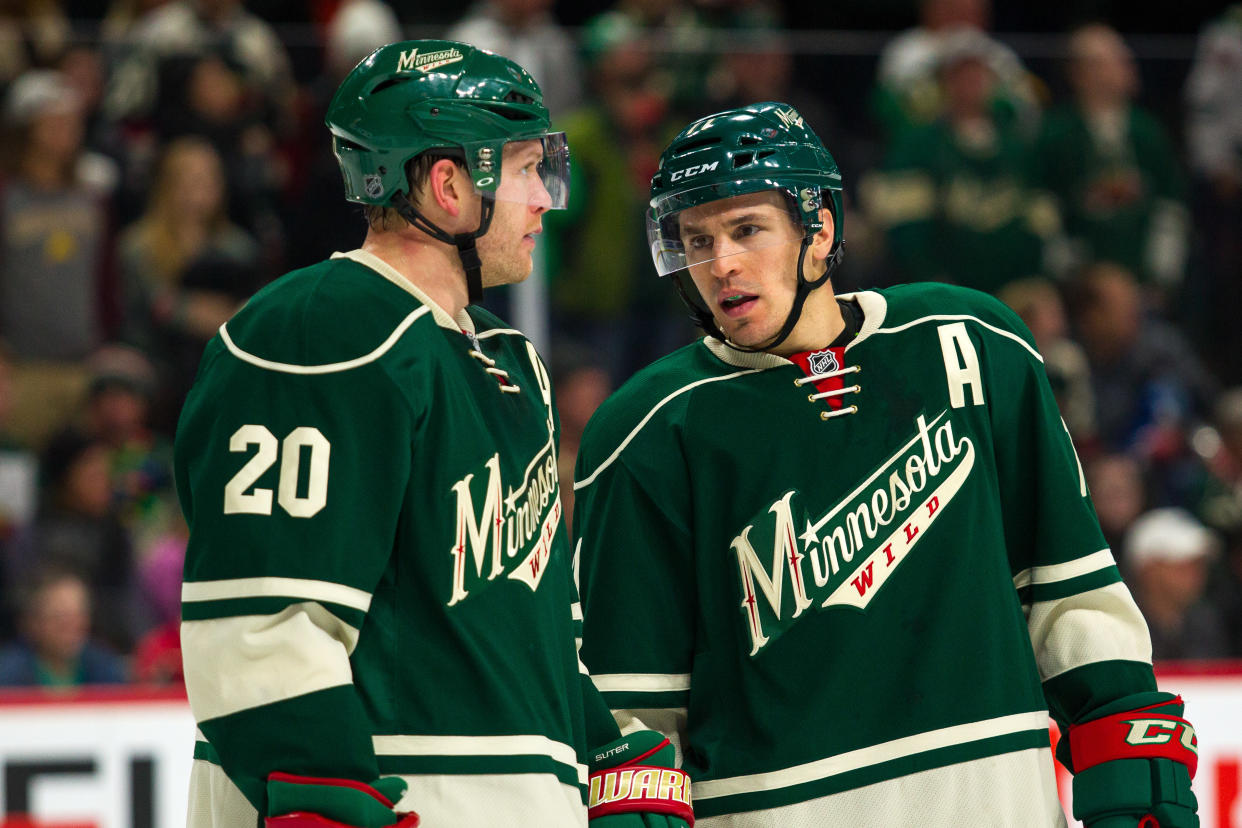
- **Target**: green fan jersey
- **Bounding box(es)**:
[176,250,610,828]
[574,283,1155,827]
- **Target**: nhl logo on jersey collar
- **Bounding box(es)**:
[807,349,839,375]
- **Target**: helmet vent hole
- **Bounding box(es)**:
[370,78,412,95]
[738,135,762,145]
[732,152,754,168]
[674,137,721,154]
[503,91,534,104]
[756,150,776,160]
[477,103,536,121]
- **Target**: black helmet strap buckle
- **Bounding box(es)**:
[392,194,496,305]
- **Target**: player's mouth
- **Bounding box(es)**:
[719,292,758,318]
[523,225,542,245]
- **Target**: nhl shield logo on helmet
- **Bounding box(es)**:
[364,174,383,199]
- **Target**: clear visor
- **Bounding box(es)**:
[646,183,811,276]
[465,132,570,210]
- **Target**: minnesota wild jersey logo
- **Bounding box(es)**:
[733,411,975,655]
[447,342,562,606]
[447,446,562,607]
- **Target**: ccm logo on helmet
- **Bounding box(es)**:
[669,161,720,182]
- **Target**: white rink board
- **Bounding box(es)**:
[0,690,195,828]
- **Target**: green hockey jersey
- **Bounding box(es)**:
[176,250,608,828]
[573,283,1155,827]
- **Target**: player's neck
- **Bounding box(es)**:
[362,230,470,318]
[768,286,846,357]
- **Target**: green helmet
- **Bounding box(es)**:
[326,39,565,206]
[324,40,570,303]
[647,101,845,350]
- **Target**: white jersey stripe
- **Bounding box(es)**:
[182,607,358,720]
[1012,549,1115,591]
[219,306,431,375]
[574,369,765,491]
[872,314,1044,364]
[373,734,587,784]
[182,576,373,612]
[476,328,524,339]
[592,673,693,693]
[692,710,1050,800]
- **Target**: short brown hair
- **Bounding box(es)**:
[363,152,466,231]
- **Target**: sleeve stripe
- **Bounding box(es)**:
[592,673,692,693]
[873,314,1044,364]
[1012,549,1115,590]
[182,577,372,612]
[373,734,583,779]
[219,306,430,374]
[1017,567,1121,607]
[574,369,763,491]
[182,609,355,721]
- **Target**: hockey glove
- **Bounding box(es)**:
[588,730,694,827]
[265,772,419,828]
[1063,693,1198,828]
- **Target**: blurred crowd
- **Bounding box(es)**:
[0,0,1240,688]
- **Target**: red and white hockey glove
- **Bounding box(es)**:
[1064,693,1199,828]
[265,772,419,828]
[588,730,694,827]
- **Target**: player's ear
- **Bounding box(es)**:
[808,207,835,264]
[427,158,469,218]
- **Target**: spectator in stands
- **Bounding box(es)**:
[0,0,71,88]
[1071,262,1218,458]
[581,0,713,120]
[1086,452,1147,555]
[101,0,296,138]
[544,14,689,385]
[1034,24,1189,294]
[1123,507,1231,660]
[997,276,1096,443]
[0,566,126,686]
[19,428,138,653]
[117,135,260,427]
[0,69,118,450]
[864,29,1059,294]
[447,0,583,117]
[870,0,1041,143]
[152,48,283,255]
[82,346,175,548]
[1184,5,1242,384]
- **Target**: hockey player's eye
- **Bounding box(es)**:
[689,235,712,250]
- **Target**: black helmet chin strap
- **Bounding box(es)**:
[675,238,845,354]
[392,194,496,305]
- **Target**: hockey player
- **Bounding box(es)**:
[573,101,1200,827]
[174,41,692,828]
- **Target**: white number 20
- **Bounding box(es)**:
[223,425,330,518]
